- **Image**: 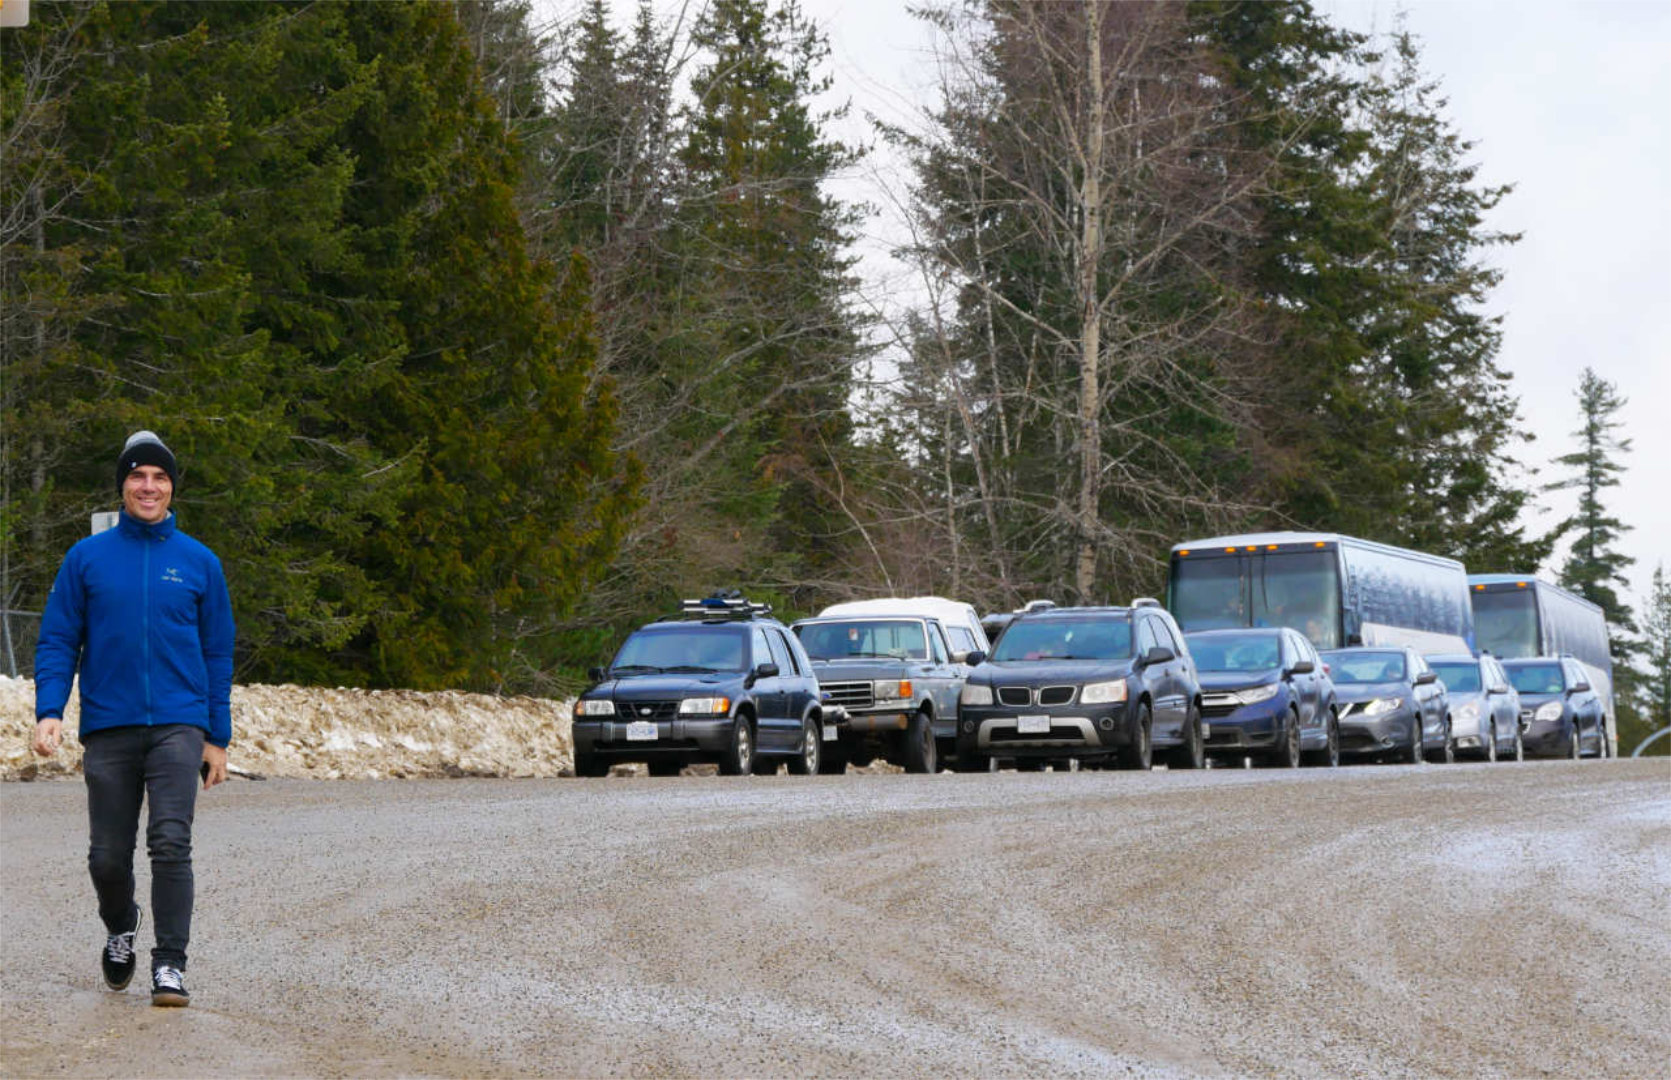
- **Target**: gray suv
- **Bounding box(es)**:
[791,614,984,773]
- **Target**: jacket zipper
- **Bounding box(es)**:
[143,535,153,725]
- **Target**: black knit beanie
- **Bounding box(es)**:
[116,430,178,493]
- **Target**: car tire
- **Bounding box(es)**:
[1511,726,1524,762]
[573,751,610,778]
[1168,702,1206,770]
[1407,717,1425,765]
[904,710,937,774]
[1268,708,1302,768]
[817,741,848,775]
[1306,711,1340,768]
[1483,723,1497,763]
[787,718,821,775]
[718,716,754,776]
[1119,705,1153,771]
[1569,720,1582,761]
[647,760,683,777]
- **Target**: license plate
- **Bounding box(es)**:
[1201,723,1210,738]
[625,721,657,741]
[1017,715,1050,734]
[822,724,840,742]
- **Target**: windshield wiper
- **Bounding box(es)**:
[609,664,664,675]
[664,665,720,674]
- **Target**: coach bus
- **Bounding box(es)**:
[1470,574,1615,754]
[1167,532,1475,655]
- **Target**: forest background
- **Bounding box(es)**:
[3,0,1665,745]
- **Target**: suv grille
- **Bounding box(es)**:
[998,686,1033,707]
[821,681,874,709]
[617,701,679,720]
[1037,686,1075,706]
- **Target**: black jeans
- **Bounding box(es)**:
[82,723,204,970]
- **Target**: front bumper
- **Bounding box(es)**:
[956,699,1136,760]
[573,716,734,758]
[1200,694,1285,752]
[1336,705,1416,755]
[1521,717,1575,757]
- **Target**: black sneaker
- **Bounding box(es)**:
[101,907,142,991]
[151,965,189,1007]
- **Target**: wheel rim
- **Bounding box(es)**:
[1443,727,1453,764]
[1486,725,1496,762]
[1287,716,1300,767]
[737,722,752,769]
[804,722,819,773]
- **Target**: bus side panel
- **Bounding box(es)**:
[1339,541,1472,655]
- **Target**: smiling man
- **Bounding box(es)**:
[31,430,235,1007]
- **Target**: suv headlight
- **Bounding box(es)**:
[1363,697,1403,716]
[1080,680,1128,705]
[874,680,913,702]
[1534,701,1563,722]
[679,696,731,716]
[576,699,615,717]
[960,683,993,706]
[1235,683,1280,705]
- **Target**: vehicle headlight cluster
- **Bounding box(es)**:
[576,699,615,716]
[874,680,913,703]
[1362,697,1403,717]
[1534,701,1564,722]
[1080,680,1128,705]
[678,696,731,715]
[960,683,993,706]
[1234,683,1280,705]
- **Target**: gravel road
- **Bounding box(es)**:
[3,758,1667,1078]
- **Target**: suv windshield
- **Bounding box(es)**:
[1321,651,1404,683]
[1190,633,1281,673]
[992,618,1131,662]
[796,620,927,660]
[1506,663,1564,695]
[1430,662,1481,694]
[613,627,747,673]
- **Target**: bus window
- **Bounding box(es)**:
[1251,551,1341,650]
[1171,556,1245,631]
[1472,589,1538,659]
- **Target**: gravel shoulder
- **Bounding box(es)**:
[3,759,1667,1078]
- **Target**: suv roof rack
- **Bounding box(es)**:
[679,592,773,621]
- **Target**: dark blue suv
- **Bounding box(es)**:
[1187,627,1338,767]
[573,595,825,778]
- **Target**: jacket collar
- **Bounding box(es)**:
[117,509,177,541]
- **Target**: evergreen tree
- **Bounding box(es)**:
[1638,564,1671,738]
[1546,367,1636,661]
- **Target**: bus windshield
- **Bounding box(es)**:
[1172,556,1246,631]
[1252,552,1342,649]
[1473,589,1539,659]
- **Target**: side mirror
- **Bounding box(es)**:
[756,662,780,679]
[587,666,606,683]
[1141,645,1174,667]
[1569,681,1590,694]
[1490,684,1511,696]
[1287,660,1315,676]
[1415,670,1438,686]
[962,650,987,667]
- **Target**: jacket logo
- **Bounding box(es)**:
[161,567,185,585]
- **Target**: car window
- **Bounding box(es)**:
[768,628,801,675]
[947,626,977,656]
[751,627,772,669]
[1135,618,1160,655]
[992,617,1133,661]
[795,619,928,660]
[1157,618,1185,655]
[927,623,949,664]
[1565,660,1586,686]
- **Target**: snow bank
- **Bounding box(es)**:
[1,676,574,781]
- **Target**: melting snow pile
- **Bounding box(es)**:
[1,676,574,781]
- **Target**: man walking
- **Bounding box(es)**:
[32,431,235,1007]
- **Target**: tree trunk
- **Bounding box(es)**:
[1074,0,1105,600]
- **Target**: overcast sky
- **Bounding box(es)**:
[785,0,1669,621]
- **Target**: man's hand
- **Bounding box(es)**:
[202,743,228,789]
[32,718,62,757]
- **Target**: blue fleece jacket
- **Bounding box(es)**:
[34,510,235,747]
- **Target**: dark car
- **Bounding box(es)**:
[790,613,984,773]
[1502,656,1605,760]
[1319,646,1450,764]
[1187,627,1338,767]
[1426,652,1523,762]
[956,601,1204,771]
[572,595,825,778]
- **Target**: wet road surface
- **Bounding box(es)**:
[3,758,1667,1077]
